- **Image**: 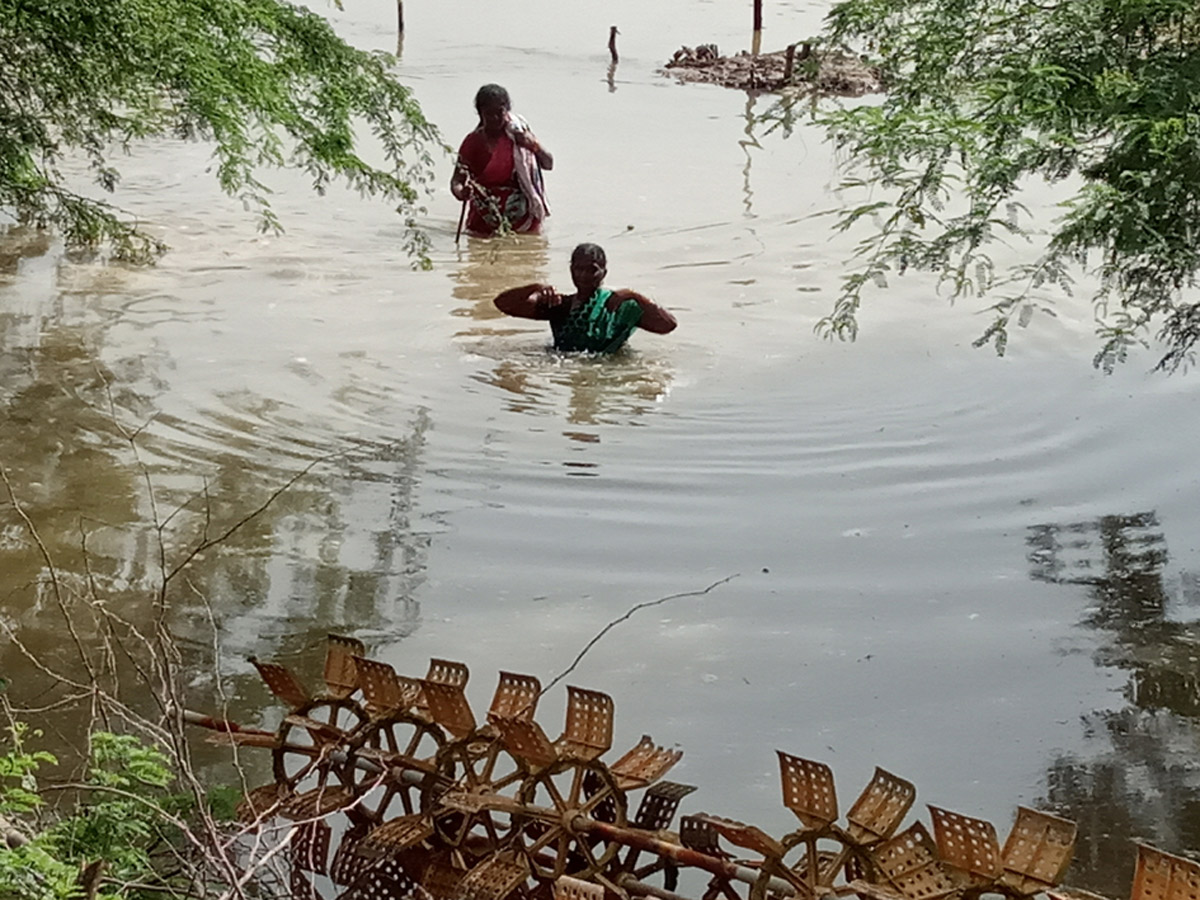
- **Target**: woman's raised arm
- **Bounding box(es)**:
[494,284,563,319]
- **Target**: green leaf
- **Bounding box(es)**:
[0,0,445,264]
[798,0,1200,368]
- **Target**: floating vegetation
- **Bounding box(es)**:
[661,43,884,96]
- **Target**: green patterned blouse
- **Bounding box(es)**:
[550,289,643,353]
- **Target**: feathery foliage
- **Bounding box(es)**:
[815,0,1200,370]
[0,726,210,900]
[0,0,444,264]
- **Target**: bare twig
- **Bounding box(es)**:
[163,450,339,584]
[0,620,93,693]
[0,464,99,690]
[5,692,96,715]
[541,574,739,697]
[41,783,196,835]
[3,390,414,898]
[99,878,206,899]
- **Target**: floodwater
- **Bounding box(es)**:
[2,0,1199,894]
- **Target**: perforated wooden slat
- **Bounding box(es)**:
[421,679,477,739]
[280,784,357,820]
[691,812,784,858]
[870,822,964,900]
[610,735,684,790]
[1131,844,1200,900]
[928,805,1001,880]
[846,767,916,845]
[330,824,373,886]
[398,675,430,712]
[324,634,365,699]
[455,852,529,900]
[427,658,470,688]
[415,859,465,900]
[777,751,838,828]
[342,855,434,900]
[359,813,436,856]
[236,782,290,823]
[999,806,1077,895]
[419,858,469,900]
[491,715,558,768]
[680,814,729,857]
[291,820,331,874]
[488,671,542,723]
[554,875,606,900]
[291,866,319,900]
[632,781,698,831]
[556,686,614,761]
[353,656,411,717]
[250,658,310,709]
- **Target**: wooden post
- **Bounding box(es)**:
[751,0,762,56]
[608,25,619,62]
[455,198,467,244]
[783,42,796,82]
[397,0,404,34]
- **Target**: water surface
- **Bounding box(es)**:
[2,0,1199,893]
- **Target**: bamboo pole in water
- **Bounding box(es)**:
[608,25,619,63]
[397,0,404,34]
[752,0,763,56]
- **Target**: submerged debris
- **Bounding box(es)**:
[662,42,884,96]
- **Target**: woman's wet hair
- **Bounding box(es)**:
[571,243,606,269]
[474,83,511,112]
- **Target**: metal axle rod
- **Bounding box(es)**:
[617,875,696,900]
[183,709,461,787]
[181,709,394,779]
[182,709,274,737]
[184,709,799,898]
[581,820,800,898]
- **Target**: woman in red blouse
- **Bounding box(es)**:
[450,84,554,237]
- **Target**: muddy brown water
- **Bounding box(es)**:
[2,0,1199,893]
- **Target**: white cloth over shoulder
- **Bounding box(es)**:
[507,113,549,223]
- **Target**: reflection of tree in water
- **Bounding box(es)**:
[0,225,53,275]
[1029,512,1167,628]
[559,355,672,427]
[0,233,433,730]
[1026,511,1200,892]
[178,411,432,684]
[1043,709,1199,893]
[741,93,761,217]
